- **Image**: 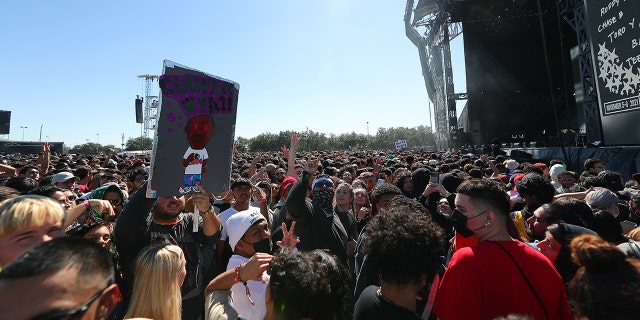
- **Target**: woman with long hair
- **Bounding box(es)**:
[125,244,186,320]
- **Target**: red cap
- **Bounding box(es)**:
[281,176,297,197]
[533,163,547,170]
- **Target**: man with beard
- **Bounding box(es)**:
[285,160,348,266]
[114,182,221,320]
[525,203,565,241]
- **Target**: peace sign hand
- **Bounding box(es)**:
[277,221,300,250]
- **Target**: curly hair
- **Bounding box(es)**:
[372,183,402,199]
[393,171,412,190]
[516,173,555,204]
[268,250,349,320]
[568,234,640,320]
[364,206,445,286]
[387,195,430,216]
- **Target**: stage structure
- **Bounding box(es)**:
[405,0,640,148]
[137,74,159,138]
[557,0,602,145]
[404,0,463,149]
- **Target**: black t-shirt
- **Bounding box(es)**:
[354,285,422,320]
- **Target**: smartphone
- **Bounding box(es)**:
[430,172,439,184]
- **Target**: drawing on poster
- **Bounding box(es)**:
[179,115,214,194]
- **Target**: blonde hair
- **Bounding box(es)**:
[626,227,640,241]
[125,244,184,320]
[0,195,66,237]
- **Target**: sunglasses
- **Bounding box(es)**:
[313,180,334,189]
[107,199,124,206]
[31,286,108,320]
[135,175,148,182]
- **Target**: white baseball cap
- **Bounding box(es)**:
[226,209,265,252]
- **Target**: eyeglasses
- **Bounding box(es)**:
[67,195,77,202]
[135,175,148,182]
[107,199,124,206]
[275,172,285,176]
[31,286,107,320]
[355,193,366,197]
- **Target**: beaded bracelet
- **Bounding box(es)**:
[199,206,213,217]
[234,263,246,284]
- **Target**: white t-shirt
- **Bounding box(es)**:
[226,254,269,320]
[183,146,209,175]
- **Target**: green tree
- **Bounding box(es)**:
[125,137,153,151]
[235,137,250,153]
[69,143,114,155]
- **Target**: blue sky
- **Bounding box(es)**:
[1,0,466,148]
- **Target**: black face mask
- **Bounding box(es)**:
[451,209,487,238]
[251,237,272,254]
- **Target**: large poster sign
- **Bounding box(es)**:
[585,0,640,145]
[147,60,239,197]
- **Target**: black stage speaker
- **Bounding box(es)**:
[135,98,143,124]
[0,111,11,135]
[457,0,568,145]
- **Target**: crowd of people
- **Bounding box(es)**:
[0,137,640,319]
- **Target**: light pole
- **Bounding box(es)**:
[20,126,27,141]
[96,134,100,144]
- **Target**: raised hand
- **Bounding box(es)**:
[290,131,300,149]
[277,221,300,250]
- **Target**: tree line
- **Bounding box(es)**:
[68,125,436,154]
[236,125,436,152]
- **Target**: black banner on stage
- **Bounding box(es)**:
[585,0,640,145]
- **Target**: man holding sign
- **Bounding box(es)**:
[115,61,238,320]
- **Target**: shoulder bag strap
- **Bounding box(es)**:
[488,241,550,320]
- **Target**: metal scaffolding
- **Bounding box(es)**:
[137,74,159,138]
[405,0,462,149]
[557,0,603,144]
[405,0,604,148]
